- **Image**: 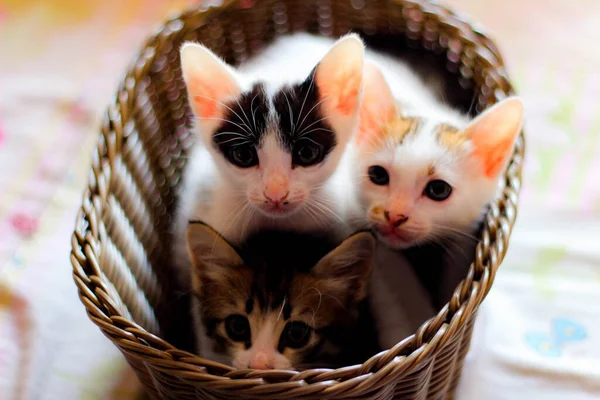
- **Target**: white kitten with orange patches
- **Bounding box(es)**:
[354,62,524,250]
[350,62,523,347]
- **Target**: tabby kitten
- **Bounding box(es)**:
[186,222,377,370]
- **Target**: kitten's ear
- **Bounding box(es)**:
[315,34,365,117]
[465,97,523,179]
[180,42,242,121]
[311,231,376,303]
[356,62,398,146]
[186,222,243,293]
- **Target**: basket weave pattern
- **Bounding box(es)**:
[70,0,524,398]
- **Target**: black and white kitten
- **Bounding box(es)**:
[173,35,365,277]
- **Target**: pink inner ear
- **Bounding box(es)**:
[355,64,397,148]
[467,98,523,179]
[355,108,395,148]
[188,77,238,120]
[318,67,362,116]
[472,135,515,178]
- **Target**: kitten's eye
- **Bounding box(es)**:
[229,146,258,168]
[294,143,323,167]
[225,315,251,342]
[368,165,389,186]
[282,321,312,349]
[425,180,452,201]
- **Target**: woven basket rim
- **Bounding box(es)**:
[70,0,524,394]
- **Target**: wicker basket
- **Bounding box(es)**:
[70,0,524,398]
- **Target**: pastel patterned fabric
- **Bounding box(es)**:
[1,1,599,399]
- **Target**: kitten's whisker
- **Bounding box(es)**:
[217,137,254,146]
[238,201,255,240]
[250,92,260,133]
[312,202,336,226]
[212,131,252,139]
[276,296,287,322]
[295,115,331,137]
[306,203,329,225]
[296,136,322,147]
[431,225,479,242]
[296,127,334,139]
[310,197,344,224]
[221,200,250,240]
[303,204,326,228]
[427,233,469,260]
[295,70,316,131]
[295,95,330,134]
[232,90,255,137]
[195,116,252,136]
[282,90,296,133]
[309,287,323,326]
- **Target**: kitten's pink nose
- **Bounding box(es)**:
[384,211,409,227]
[264,190,289,205]
[264,174,289,205]
[249,351,273,370]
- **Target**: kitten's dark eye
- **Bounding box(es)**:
[293,143,323,167]
[282,321,312,349]
[425,180,453,201]
[229,146,258,168]
[225,315,251,342]
[368,165,389,186]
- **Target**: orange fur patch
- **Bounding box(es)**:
[359,116,420,152]
[436,123,466,150]
[428,164,436,177]
[382,117,420,144]
[369,205,386,222]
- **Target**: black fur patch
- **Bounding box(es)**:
[245,298,254,314]
[272,72,336,166]
[213,74,336,169]
[212,83,269,157]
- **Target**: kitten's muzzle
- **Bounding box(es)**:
[248,350,275,370]
[263,173,290,206]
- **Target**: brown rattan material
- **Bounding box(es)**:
[70,0,524,398]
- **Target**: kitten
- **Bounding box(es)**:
[353,62,524,251]
[175,34,365,253]
[186,222,377,370]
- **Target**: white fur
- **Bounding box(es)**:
[231,313,291,370]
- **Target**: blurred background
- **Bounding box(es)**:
[0,0,599,399]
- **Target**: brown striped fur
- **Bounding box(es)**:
[187,222,378,369]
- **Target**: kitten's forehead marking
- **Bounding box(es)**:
[427,164,436,177]
[271,73,336,154]
[436,123,466,149]
[212,83,269,150]
[380,116,421,147]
